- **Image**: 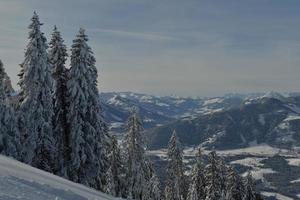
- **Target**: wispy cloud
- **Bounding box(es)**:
[90,28,179,42]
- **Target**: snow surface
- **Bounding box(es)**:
[203,98,223,106]
[0,156,120,200]
[283,114,300,122]
[286,158,300,167]
[262,91,287,102]
[217,144,289,157]
[261,192,293,200]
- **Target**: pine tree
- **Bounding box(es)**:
[218,157,228,193]
[105,135,125,197]
[123,108,153,200]
[225,167,244,200]
[204,151,222,200]
[105,166,116,196]
[48,25,69,176]
[243,172,256,200]
[187,148,206,200]
[0,60,6,104]
[18,12,55,172]
[0,60,20,159]
[66,28,109,190]
[164,130,186,200]
[147,172,161,200]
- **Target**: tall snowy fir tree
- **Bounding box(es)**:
[146,171,161,200]
[0,60,6,104]
[123,109,154,200]
[66,28,110,190]
[204,151,223,200]
[17,12,55,172]
[243,172,256,200]
[187,148,205,200]
[105,135,125,197]
[218,157,228,193]
[225,167,244,200]
[164,130,186,200]
[48,25,69,176]
[0,60,20,159]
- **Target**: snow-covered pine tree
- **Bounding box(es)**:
[105,166,116,196]
[147,172,161,200]
[66,28,109,190]
[123,108,152,200]
[204,151,222,200]
[0,60,6,104]
[18,12,55,172]
[48,25,69,176]
[164,130,186,200]
[218,157,228,193]
[187,148,206,200]
[225,166,244,200]
[105,135,125,197]
[142,160,161,200]
[0,60,20,159]
[243,172,256,200]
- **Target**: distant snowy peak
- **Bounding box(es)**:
[107,95,127,106]
[262,91,287,102]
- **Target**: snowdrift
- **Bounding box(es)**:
[0,155,120,200]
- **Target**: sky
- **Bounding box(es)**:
[1,0,300,97]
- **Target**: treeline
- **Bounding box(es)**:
[164,131,263,200]
[0,12,159,199]
[0,12,262,200]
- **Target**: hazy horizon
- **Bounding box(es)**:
[1,0,300,96]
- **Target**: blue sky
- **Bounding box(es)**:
[1,0,300,96]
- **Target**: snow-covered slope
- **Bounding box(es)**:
[0,156,119,200]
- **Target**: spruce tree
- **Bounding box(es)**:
[0,60,6,104]
[123,108,154,200]
[18,12,55,172]
[0,60,20,158]
[218,157,228,193]
[164,130,186,200]
[225,167,244,200]
[48,25,69,176]
[147,172,161,200]
[187,148,206,200]
[105,167,116,196]
[105,135,125,197]
[66,28,109,190]
[243,172,256,200]
[204,151,222,200]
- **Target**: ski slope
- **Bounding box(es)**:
[0,155,120,200]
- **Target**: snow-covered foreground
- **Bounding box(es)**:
[0,156,120,200]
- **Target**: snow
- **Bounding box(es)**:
[110,122,124,129]
[242,168,276,180]
[0,156,119,200]
[232,157,276,181]
[283,114,300,122]
[286,158,300,167]
[290,178,300,183]
[261,192,293,200]
[217,144,288,157]
[231,157,265,168]
[174,99,186,104]
[262,91,286,102]
[147,149,168,159]
[155,102,169,107]
[203,98,223,106]
[107,95,124,106]
[285,104,300,114]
